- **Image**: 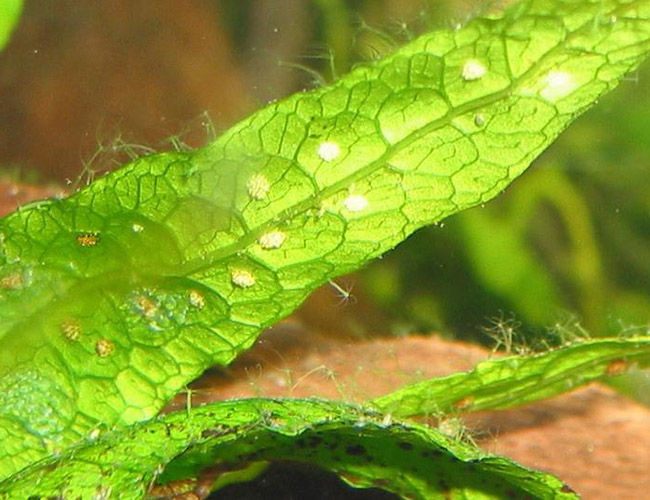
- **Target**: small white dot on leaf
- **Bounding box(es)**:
[258,231,286,249]
[344,194,368,212]
[462,59,486,81]
[317,141,340,162]
[247,174,270,200]
[540,70,576,101]
[231,269,256,288]
[132,223,144,233]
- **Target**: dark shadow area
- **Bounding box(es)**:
[210,461,398,500]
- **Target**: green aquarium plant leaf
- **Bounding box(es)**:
[0,0,22,52]
[1,0,650,481]
[372,337,650,417]
[0,398,578,500]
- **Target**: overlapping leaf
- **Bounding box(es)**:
[0,399,578,500]
[1,0,650,480]
[372,337,650,417]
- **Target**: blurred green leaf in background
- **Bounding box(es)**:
[0,0,22,53]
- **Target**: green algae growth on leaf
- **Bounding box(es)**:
[1,0,650,485]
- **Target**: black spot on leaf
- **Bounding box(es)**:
[345,444,366,456]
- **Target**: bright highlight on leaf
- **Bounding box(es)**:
[317,141,341,162]
[540,70,576,101]
[343,194,368,212]
[0,0,650,486]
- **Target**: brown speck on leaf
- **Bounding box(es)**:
[61,319,82,341]
[135,295,158,318]
[453,396,474,411]
[188,290,205,309]
[606,359,627,377]
[95,338,115,357]
[0,272,22,289]
[76,232,100,247]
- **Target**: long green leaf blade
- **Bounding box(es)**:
[1,0,649,479]
[0,399,578,500]
[372,337,650,417]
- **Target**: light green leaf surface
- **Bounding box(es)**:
[372,338,650,417]
[0,398,578,500]
[0,0,22,52]
[1,0,650,480]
